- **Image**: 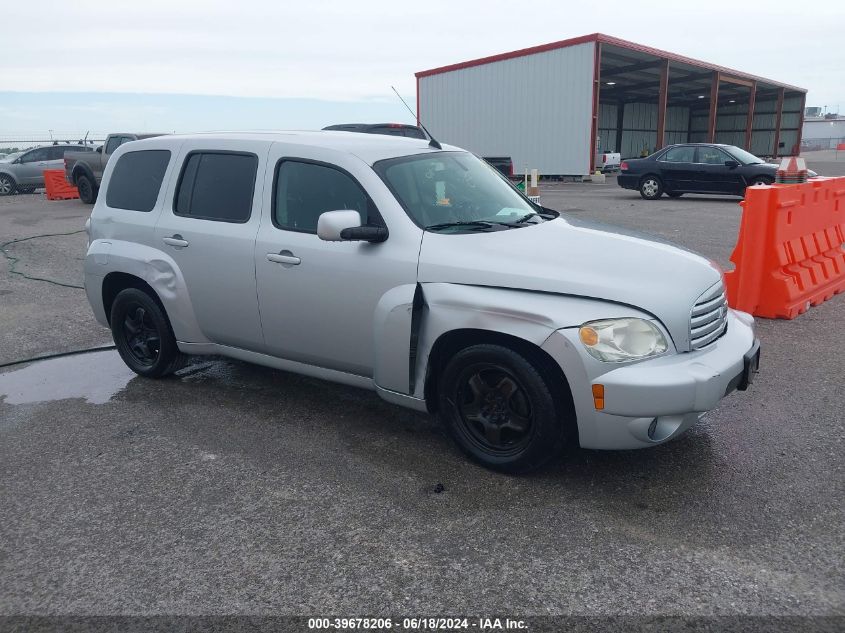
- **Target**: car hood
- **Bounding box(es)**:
[417,215,722,351]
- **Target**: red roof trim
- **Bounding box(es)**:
[415,33,600,78]
[415,32,806,93]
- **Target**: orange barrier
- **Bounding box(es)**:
[42,169,79,201]
[725,177,845,319]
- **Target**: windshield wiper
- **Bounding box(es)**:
[425,220,496,231]
[510,213,540,224]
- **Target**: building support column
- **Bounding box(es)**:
[655,59,669,150]
[615,100,625,153]
[772,87,785,157]
[744,80,757,151]
[707,71,720,143]
[794,92,807,155]
[590,41,602,172]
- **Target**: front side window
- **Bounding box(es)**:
[274,160,372,233]
[697,146,731,165]
[105,136,123,154]
[106,150,171,212]
[661,146,695,163]
[725,146,764,165]
[374,151,542,231]
[174,152,257,223]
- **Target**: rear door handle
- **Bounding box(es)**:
[267,251,301,265]
[162,235,189,248]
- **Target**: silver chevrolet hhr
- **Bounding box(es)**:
[84,131,760,472]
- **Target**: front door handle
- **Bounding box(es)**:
[162,235,189,248]
[267,250,301,265]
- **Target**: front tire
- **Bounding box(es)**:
[0,174,16,196]
[437,344,570,473]
[639,175,663,200]
[110,288,187,378]
[76,174,98,204]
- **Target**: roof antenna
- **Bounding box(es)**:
[391,86,441,149]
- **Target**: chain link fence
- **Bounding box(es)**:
[0,132,106,155]
[801,137,845,151]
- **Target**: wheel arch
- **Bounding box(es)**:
[71,162,96,186]
[423,327,574,412]
[101,271,164,325]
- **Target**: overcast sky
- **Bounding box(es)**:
[2,0,843,138]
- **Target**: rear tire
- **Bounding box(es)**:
[76,174,98,204]
[639,175,663,200]
[110,288,188,378]
[0,174,16,196]
[437,344,571,473]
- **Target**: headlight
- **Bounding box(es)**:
[578,318,668,362]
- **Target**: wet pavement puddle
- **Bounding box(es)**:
[0,350,136,405]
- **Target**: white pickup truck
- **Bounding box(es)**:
[595,151,622,173]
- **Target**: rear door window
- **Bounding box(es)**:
[660,146,695,163]
[174,152,257,223]
[106,150,171,212]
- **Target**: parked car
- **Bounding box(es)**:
[323,123,427,139]
[65,133,164,204]
[0,145,93,196]
[617,143,816,199]
[595,151,621,173]
[483,156,514,179]
[84,132,760,472]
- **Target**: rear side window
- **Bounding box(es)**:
[106,150,171,212]
[661,146,695,163]
[174,152,257,223]
[274,160,371,233]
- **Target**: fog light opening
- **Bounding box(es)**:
[647,417,659,440]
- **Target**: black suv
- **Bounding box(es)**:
[323,123,427,140]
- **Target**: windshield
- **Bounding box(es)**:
[725,146,765,165]
[374,151,548,232]
[0,151,22,163]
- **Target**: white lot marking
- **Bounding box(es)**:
[0,350,136,405]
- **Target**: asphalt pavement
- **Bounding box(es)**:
[0,172,843,624]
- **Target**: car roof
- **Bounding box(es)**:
[126,130,457,165]
[663,143,734,148]
[324,123,422,130]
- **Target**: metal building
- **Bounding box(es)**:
[416,33,807,176]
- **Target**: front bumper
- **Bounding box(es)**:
[541,309,758,449]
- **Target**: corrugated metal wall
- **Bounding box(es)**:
[598,103,689,158]
[418,42,594,175]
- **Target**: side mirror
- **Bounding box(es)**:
[317,210,387,243]
[96,146,103,154]
[724,160,739,168]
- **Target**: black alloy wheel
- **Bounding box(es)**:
[438,344,571,472]
[455,363,534,455]
[110,288,188,377]
[77,174,97,204]
[122,303,161,367]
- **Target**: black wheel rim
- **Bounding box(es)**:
[453,363,534,455]
[78,179,90,199]
[121,303,161,366]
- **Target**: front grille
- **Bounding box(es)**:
[690,281,728,350]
